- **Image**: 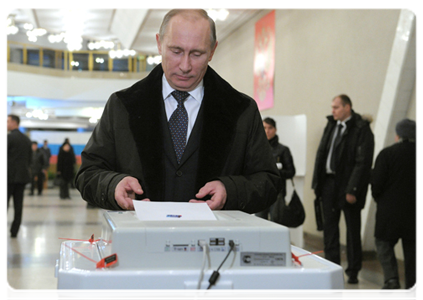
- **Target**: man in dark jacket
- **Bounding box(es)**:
[30,141,47,196]
[75,9,281,213]
[7,114,32,238]
[371,119,416,289]
[312,94,374,284]
[256,117,296,221]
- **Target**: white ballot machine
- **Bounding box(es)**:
[56,211,344,299]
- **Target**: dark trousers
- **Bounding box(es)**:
[31,171,44,195]
[321,175,362,277]
[60,178,70,199]
[7,183,26,236]
[375,238,416,289]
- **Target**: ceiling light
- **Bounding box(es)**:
[48,33,65,43]
[26,27,47,42]
[207,9,229,22]
[63,9,86,51]
[108,48,136,59]
[146,55,162,65]
[89,40,115,50]
[6,16,19,35]
[23,23,34,30]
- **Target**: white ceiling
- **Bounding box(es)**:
[7,8,263,130]
[8,9,262,55]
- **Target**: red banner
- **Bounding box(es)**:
[253,10,275,111]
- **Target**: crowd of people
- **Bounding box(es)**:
[7,9,416,290]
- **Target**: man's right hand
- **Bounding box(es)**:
[114,176,147,210]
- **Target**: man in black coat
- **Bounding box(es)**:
[371,119,416,289]
[7,114,32,238]
[75,9,281,213]
[256,117,296,221]
[312,94,374,284]
[30,141,47,196]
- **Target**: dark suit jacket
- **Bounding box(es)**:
[371,140,415,240]
[76,64,282,212]
[7,129,32,184]
[312,111,374,209]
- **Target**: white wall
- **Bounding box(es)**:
[210,9,415,248]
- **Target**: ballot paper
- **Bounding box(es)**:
[132,200,217,221]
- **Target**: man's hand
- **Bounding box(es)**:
[114,176,147,210]
[346,193,357,204]
[189,180,227,210]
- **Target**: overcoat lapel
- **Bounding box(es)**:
[118,66,166,199]
[195,67,249,189]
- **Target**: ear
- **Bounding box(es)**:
[208,41,218,62]
[156,34,162,55]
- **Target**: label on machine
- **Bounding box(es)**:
[240,252,287,266]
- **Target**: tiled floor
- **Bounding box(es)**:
[6,187,412,295]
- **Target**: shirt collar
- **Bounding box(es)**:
[162,75,204,103]
[337,115,351,127]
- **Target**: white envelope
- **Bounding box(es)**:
[132,200,217,221]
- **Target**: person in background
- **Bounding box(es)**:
[30,141,47,196]
[256,117,295,221]
[40,139,51,167]
[57,142,76,199]
[60,138,76,188]
[371,119,416,289]
[312,94,374,284]
[75,9,281,212]
[7,114,32,238]
[39,140,51,189]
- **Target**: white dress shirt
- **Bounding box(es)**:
[162,75,204,141]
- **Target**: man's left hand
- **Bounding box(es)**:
[346,193,357,204]
[189,180,227,210]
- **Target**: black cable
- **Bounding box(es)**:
[207,240,235,289]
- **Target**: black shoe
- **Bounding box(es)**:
[382,279,400,289]
[29,193,34,196]
[347,275,359,284]
[11,232,17,238]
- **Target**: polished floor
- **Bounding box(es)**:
[6,186,413,295]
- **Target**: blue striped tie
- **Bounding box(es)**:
[169,90,190,164]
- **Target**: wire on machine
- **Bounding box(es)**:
[197,240,209,289]
[207,240,235,290]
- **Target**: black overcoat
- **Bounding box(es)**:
[76,65,281,212]
[371,140,416,240]
[312,111,374,209]
[7,129,32,184]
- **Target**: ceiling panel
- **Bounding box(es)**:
[7,8,263,129]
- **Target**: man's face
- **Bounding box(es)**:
[331,97,351,121]
[156,13,217,91]
[32,144,38,151]
[7,116,16,131]
[263,122,276,140]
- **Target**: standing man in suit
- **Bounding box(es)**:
[312,94,374,284]
[371,119,416,289]
[75,9,281,212]
[7,114,32,238]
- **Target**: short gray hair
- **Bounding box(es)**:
[158,9,217,49]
